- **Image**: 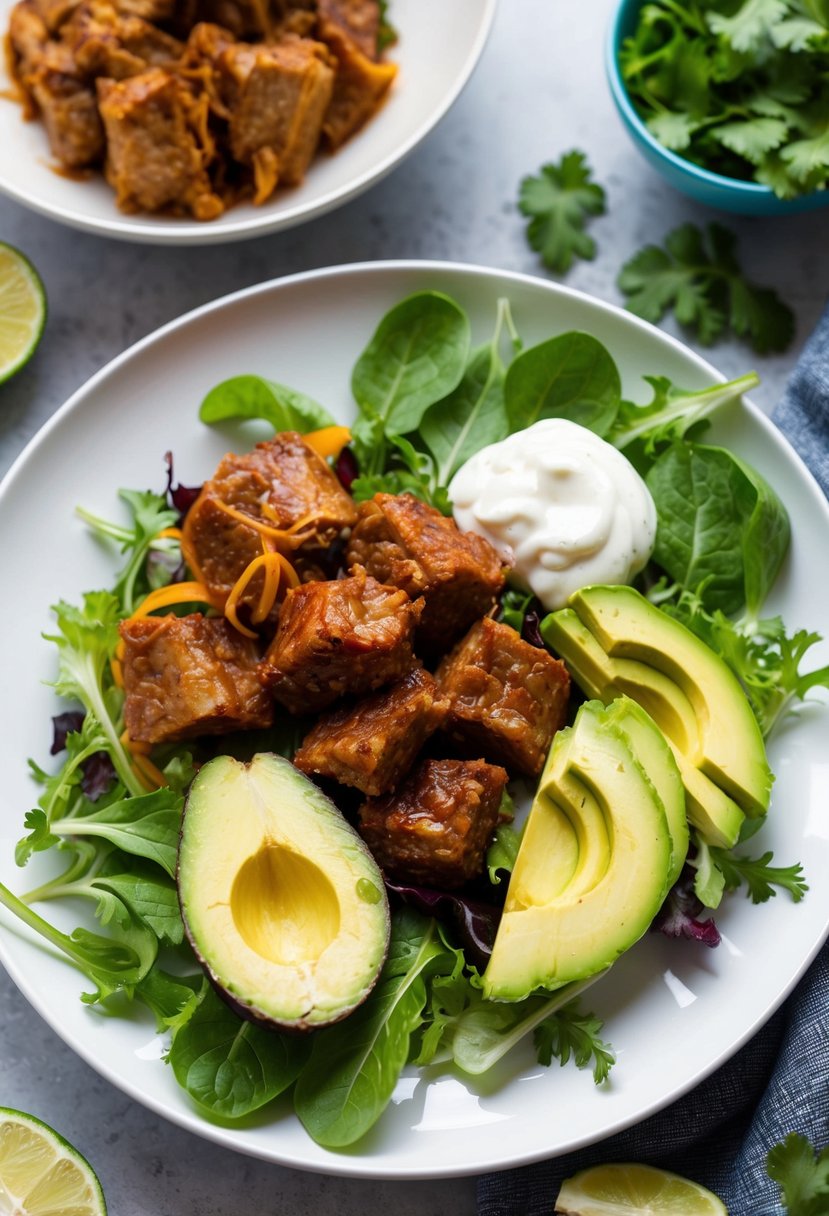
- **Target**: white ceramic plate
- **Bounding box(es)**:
[0,2,495,245]
[1,262,827,1179]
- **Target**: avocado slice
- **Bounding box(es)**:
[178,752,390,1031]
[543,608,745,848]
[569,585,772,817]
[483,699,673,1002]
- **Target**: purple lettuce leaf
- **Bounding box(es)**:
[651,866,721,947]
[385,881,502,969]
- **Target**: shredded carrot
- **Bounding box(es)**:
[259,505,318,540]
[132,751,167,790]
[156,526,183,541]
[111,655,124,688]
[127,581,217,619]
[304,426,352,461]
[210,499,307,545]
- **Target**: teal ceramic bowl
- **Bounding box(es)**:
[606,0,829,216]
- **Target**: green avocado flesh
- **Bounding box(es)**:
[542,594,765,847]
[483,698,679,1003]
[178,753,390,1031]
[569,585,771,817]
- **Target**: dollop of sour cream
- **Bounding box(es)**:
[449,419,657,611]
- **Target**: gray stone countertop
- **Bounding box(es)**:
[1,0,827,1212]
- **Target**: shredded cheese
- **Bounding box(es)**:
[304,426,352,461]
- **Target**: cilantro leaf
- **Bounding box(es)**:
[534,1004,615,1085]
[710,847,808,903]
[519,151,606,274]
[618,222,795,353]
[707,0,789,53]
[767,1132,829,1214]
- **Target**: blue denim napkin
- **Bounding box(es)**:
[477,313,829,1216]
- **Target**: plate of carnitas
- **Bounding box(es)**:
[0,260,827,1178]
[0,0,496,244]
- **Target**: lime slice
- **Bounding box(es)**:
[555,1162,728,1215]
[0,1107,107,1215]
[0,243,47,384]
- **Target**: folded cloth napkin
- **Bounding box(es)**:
[477,309,829,1216]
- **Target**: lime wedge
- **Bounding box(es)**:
[0,243,47,384]
[555,1163,728,1215]
[0,1108,107,1215]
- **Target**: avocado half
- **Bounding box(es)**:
[483,697,682,1002]
[178,753,390,1031]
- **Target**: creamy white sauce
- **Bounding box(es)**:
[449,419,657,610]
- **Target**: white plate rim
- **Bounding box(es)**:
[1,259,827,1180]
[0,2,498,246]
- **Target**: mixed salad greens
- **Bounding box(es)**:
[0,290,826,1149]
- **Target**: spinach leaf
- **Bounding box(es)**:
[199,374,335,433]
[92,868,184,946]
[168,981,310,1119]
[293,909,446,1147]
[419,299,514,484]
[351,291,470,439]
[646,442,790,617]
[504,332,621,436]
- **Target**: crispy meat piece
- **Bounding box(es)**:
[195,0,274,39]
[358,758,508,889]
[8,1,49,77]
[345,493,508,654]
[317,12,395,148]
[317,0,379,59]
[30,0,81,32]
[64,1,183,79]
[435,617,571,777]
[294,667,450,795]
[260,568,423,714]
[112,0,175,20]
[218,36,334,193]
[181,431,358,611]
[119,613,274,744]
[26,42,105,165]
[96,68,223,218]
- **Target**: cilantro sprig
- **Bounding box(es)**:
[618,222,795,353]
[768,1133,829,1215]
[519,151,606,274]
[620,0,829,199]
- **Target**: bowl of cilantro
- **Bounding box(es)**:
[606,0,829,216]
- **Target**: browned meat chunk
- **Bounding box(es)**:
[182,431,357,611]
[26,42,105,166]
[345,493,508,654]
[119,613,274,744]
[317,12,395,148]
[97,68,223,218]
[64,1,183,79]
[196,0,273,39]
[218,36,334,195]
[112,0,175,20]
[30,0,81,32]
[435,617,571,777]
[317,0,379,59]
[8,1,49,78]
[260,568,423,714]
[358,758,508,888]
[294,667,450,795]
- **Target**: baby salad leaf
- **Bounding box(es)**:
[646,442,790,618]
[134,967,201,1034]
[77,490,178,617]
[767,1132,829,1214]
[504,332,622,436]
[168,981,310,1119]
[351,291,470,442]
[199,374,335,433]
[45,593,144,798]
[608,371,760,461]
[618,223,795,354]
[419,299,515,484]
[0,877,157,1003]
[518,150,606,274]
[294,909,448,1147]
[27,788,183,879]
